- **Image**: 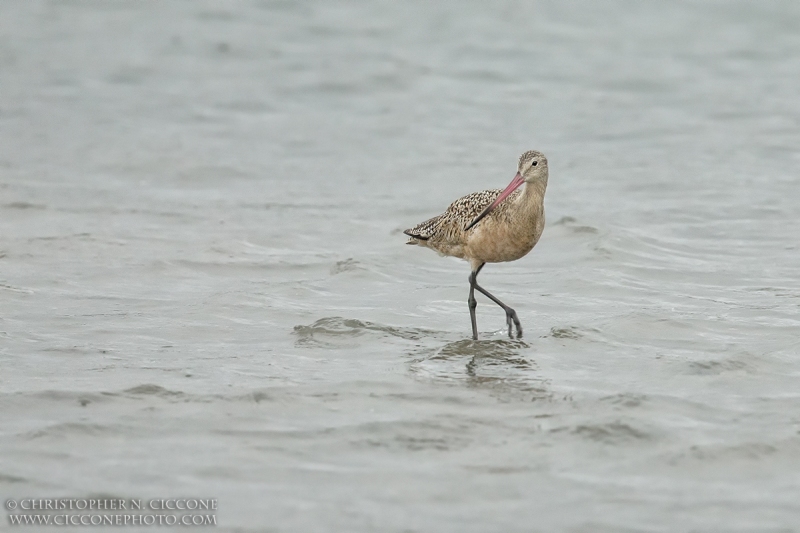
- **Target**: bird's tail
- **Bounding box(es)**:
[403,215,440,243]
[403,230,428,245]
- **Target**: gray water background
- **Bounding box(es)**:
[2,1,800,531]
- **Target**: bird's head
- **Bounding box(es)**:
[464,149,548,231]
[518,150,548,184]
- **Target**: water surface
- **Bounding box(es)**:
[1,1,800,531]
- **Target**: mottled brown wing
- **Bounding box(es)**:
[440,189,502,231]
[403,189,502,241]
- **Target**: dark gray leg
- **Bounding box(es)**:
[472,273,522,339]
[468,263,485,340]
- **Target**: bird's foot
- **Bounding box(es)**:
[505,308,523,339]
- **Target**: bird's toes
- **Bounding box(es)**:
[504,310,523,339]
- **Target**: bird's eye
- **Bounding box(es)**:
[531,161,538,167]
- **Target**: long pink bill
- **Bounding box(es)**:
[465,172,524,231]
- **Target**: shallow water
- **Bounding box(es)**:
[2,1,800,531]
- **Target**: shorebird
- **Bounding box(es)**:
[404,150,548,340]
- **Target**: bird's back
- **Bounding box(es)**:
[405,189,502,240]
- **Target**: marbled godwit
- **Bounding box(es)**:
[404,150,548,340]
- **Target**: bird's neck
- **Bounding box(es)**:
[517,179,546,212]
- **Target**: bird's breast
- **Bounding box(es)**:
[465,206,544,263]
